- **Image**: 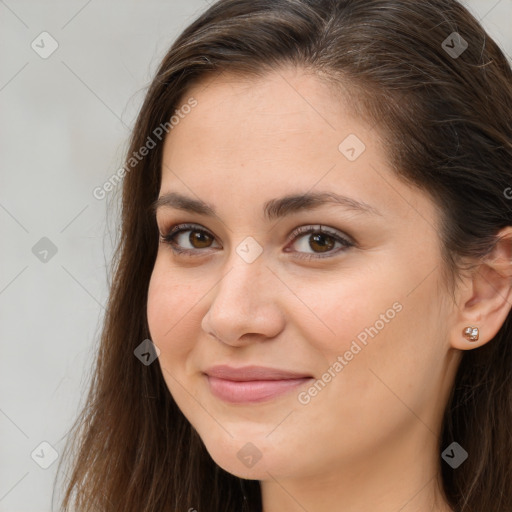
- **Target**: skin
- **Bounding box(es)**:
[146,66,512,512]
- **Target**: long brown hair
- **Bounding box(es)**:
[55,1,512,510]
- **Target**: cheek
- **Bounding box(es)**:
[146,260,203,359]
[291,254,442,387]
[287,264,402,356]
[146,261,210,407]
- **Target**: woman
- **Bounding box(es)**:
[55,1,512,511]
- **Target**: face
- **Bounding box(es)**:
[147,67,461,481]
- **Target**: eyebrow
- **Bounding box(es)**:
[151,190,382,221]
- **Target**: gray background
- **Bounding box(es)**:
[0,1,511,510]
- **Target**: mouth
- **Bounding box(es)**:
[203,365,314,404]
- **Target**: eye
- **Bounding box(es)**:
[159,223,354,260]
[284,225,354,260]
[159,223,220,256]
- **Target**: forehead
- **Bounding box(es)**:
[162,68,368,184]
[158,67,437,231]
[165,68,353,152]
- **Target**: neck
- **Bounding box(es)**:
[259,423,453,512]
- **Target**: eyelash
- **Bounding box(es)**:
[158,222,354,261]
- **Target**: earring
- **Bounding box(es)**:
[463,326,479,342]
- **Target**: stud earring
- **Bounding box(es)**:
[463,326,479,342]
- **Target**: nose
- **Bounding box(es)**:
[201,254,285,347]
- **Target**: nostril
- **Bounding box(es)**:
[207,330,221,341]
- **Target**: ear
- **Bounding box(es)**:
[450,226,512,350]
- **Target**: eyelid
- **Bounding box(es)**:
[283,224,354,260]
[158,222,221,254]
[162,222,217,242]
[285,224,354,246]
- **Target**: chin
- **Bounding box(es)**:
[199,432,297,480]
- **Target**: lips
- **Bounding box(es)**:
[203,365,314,403]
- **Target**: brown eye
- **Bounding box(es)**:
[308,232,336,253]
[159,223,221,255]
[189,230,213,248]
[286,225,353,260]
